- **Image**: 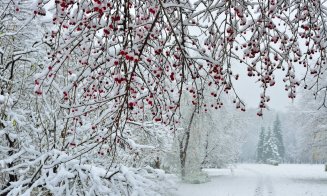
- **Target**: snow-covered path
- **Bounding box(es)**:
[174,164,327,196]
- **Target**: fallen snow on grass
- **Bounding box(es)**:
[174,164,327,196]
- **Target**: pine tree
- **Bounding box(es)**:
[267,129,281,162]
[262,128,281,163]
[273,115,285,160]
[262,129,271,163]
[256,127,265,163]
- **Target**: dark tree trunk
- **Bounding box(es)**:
[1,133,17,196]
[179,107,197,178]
[154,157,160,169]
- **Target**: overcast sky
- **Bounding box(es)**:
[232,63,301,112]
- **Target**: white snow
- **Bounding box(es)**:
[174,164,327,196]
[0,94,5,104]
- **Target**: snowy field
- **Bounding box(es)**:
[174,164,327,196]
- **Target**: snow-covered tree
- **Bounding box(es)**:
[0,1,175,195]
[272,115,285,160]
[0,0,46,194]
[34,0,327,125]
[263,128,280,163]
[287,83,327,163]
[199,108,245,168]
[167,92,245,180]
[256,127,265,163]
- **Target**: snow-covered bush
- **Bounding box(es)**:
[182,170,209,184]
[266,159,279,166]
[1,155,175,195]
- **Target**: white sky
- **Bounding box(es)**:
[233,69,294,112]
[232,61,308,112]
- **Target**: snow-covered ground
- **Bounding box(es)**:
[174,164,327,196]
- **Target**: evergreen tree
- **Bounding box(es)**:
[273,115,285,160]
[256,127,265,163]
[262,128,281,163]
[262,129,271,163]
[267,129,281,162]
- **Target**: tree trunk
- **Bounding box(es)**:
[154,157,160,169]
[1,133,17,196]
[179,106,197,178]
[180,150,186,177]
